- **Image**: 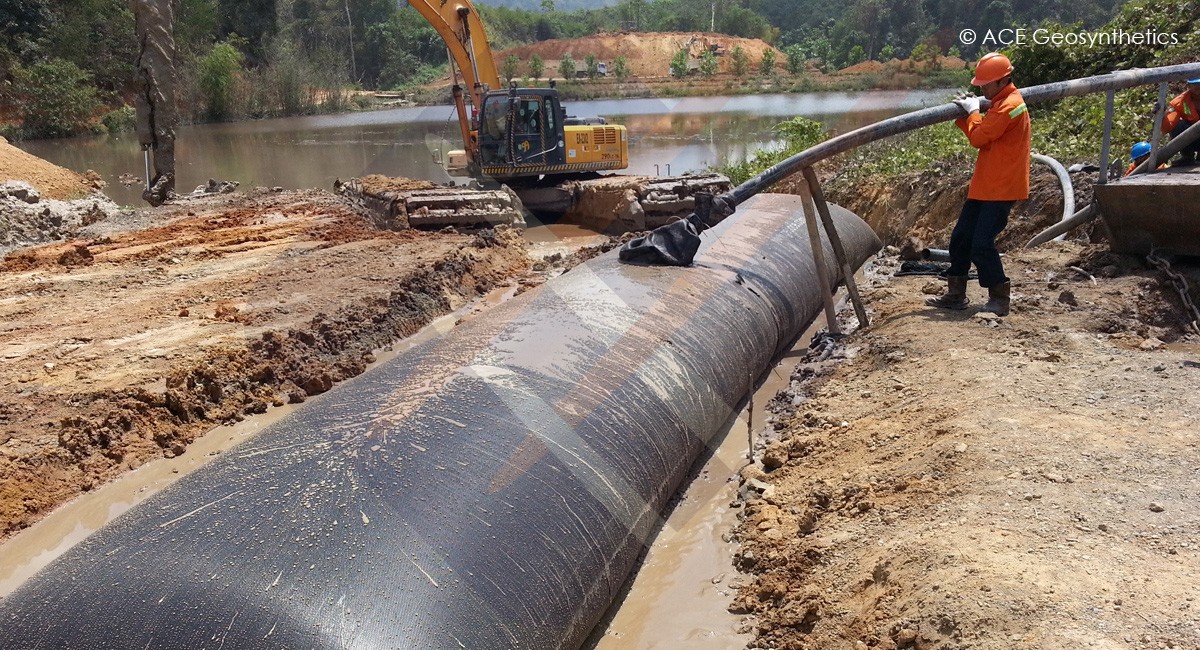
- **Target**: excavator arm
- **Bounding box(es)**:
[407,0,501,172]
[406,0,499,109]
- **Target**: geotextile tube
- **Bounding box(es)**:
[0,194,881,650]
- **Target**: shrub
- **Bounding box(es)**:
[730,46,749,77]
[11,59,101,138]
[198,42,243,121]
[699,50,718,77]
[502,54,520,83]
[612,55,629,82]
[558,54,575,81]
[528,54,544,80]
[760,49,776,76]
[669,48,689,79]
[101,106,137,134]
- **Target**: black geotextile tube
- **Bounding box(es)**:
[0,193,881,650]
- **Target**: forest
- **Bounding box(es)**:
[0,0,1180,139]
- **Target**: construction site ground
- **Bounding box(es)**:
[4,145,1200,650]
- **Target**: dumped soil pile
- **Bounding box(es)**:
[0,188,530,538]
[0,139,101,200]
[730,243,1200,648]
[495,31,785,78]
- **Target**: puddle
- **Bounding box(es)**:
[586,312,830,648]
[524,222,609,260]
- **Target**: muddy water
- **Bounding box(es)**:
[17,90,951,206]
[586,313,831,648]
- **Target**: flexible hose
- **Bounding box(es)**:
[1031,153,1074,242]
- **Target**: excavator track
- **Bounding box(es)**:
[339,172,732,233]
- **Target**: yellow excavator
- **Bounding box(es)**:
[408,0,628,181]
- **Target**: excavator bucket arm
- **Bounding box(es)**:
[406,0,500,109]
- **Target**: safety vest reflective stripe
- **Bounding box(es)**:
[1008,103,1027,119]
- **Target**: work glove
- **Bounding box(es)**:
[953,92,981,115]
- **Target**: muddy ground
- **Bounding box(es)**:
[729,241,1200,649]
[4,137,1200,650]
[0,188,532,538]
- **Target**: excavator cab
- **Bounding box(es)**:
[479,90,561,168]
[475,90,573,176]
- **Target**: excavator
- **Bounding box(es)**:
[408,0,628,181]
[340,0,730,231]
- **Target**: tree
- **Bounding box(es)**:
[760,48,776,76]
[847,45,866,66]
[730,45,749,77]
[558,53,574,80]
[198,41,242,120]
[879,43,895,61]
[11,58,100,138]
[584,54,599,79]
[528,53,544,80]
[699,49,717,77]
[669,48,689,79]
[612,55,629,82]
[785,44,806,75]
[502,54,520,82]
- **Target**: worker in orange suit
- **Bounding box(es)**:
[926,52,1030,317]
[1161,78,1200,166]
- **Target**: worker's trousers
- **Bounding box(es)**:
[947,199,1012,289]
[1170,121,1200,156]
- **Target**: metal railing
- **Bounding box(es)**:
[709,61,1200,213]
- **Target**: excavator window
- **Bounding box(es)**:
[482,96,507,139]
[515,98,543,135]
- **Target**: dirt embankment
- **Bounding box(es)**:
[495,32,786,79]
[729,243,1200,649]
[0,189,530,538]
[824,161,1101,251]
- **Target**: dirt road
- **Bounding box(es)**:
[731,243,1200,649]
[0,188,530,538]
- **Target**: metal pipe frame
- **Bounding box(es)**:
[725,62,1200,207]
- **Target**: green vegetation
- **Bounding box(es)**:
[612,55,630,82]
[0,0,1144,138]
[502,54,521,82]
[726,0,1199,190]
[760,49,776,77]
[730,46,750,78]
[700,49,718,77]
[558,53,576,81]
[670,49,689,79]
[10,58,102,138]
[197,41,242,121]
[716,116,828,185]
[528,54,545,80]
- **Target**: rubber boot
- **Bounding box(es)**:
[980,281,1011,316]
[925,275,969,310]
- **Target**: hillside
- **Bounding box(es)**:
[495,31,785,78]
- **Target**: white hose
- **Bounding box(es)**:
[1032,153,1074,242]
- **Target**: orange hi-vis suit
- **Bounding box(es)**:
[955,83,1031,201]
[1161,89,1198,133]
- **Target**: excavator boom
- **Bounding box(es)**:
[406,0,500,108]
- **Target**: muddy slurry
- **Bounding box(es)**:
[728,244,1200,649]
[0,187,530,539]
